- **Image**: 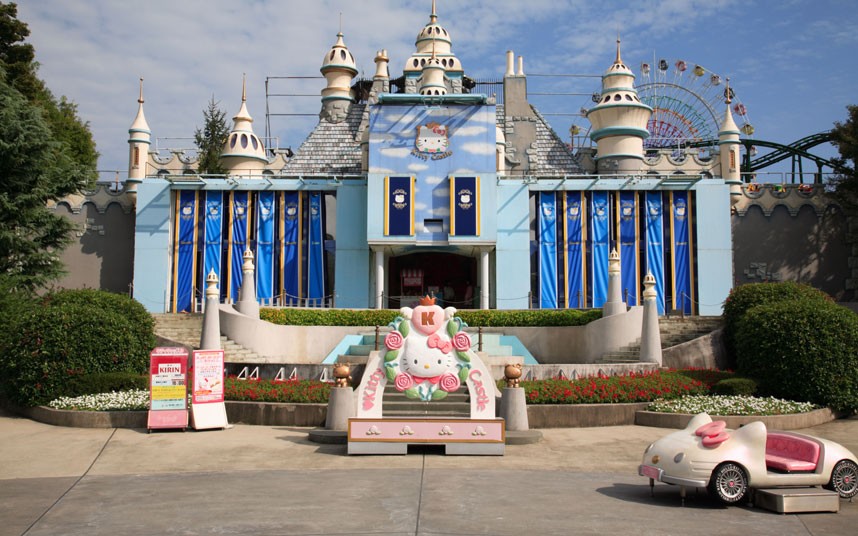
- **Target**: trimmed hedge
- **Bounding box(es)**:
[260,307,601,327]
[62,372,149,398]
[0,290,155,407]
[735,299,858,411]
[711,378,758,396]
[723,282,830,367]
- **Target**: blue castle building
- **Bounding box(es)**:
[127,3,738,316]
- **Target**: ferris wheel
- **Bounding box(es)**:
[635,58,755,148]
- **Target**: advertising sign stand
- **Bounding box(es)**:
[190,349,229,430]
[148,347,189,431]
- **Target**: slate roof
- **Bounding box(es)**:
[496,104,584,176]
[279,104,365,176]
[281,101,582,176]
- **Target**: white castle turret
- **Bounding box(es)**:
[586,39,652,174]
[719,79,743,205]
[220,75,267,176]
[126,78,150,194]
[320,31,358,123]
[404,1,464,94]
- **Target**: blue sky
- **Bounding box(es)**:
[17,0,858,181]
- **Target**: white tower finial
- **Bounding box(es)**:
[127,77,151,187]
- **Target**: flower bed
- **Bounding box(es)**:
[48,389,150,411]
[516,369,729,404]
[647,395,817,416]
[224,377,331,403]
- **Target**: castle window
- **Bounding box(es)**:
[251,136,259,150]
[413,59,419,68]
[230,134,237,149]
[340,50,346,60]
[241,134,248,149]
[133,146,140,167]
[613,94,621,101]
[449,59,455,67]
[330,51,335,61]
[603,96,610,103]
[625,95,633,101]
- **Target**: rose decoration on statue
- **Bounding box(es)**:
[452,332,471,352]
[394,372,414,391]
[384,331,403,350]
[439,372,461,392]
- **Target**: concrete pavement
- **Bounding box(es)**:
[1,407,856,535]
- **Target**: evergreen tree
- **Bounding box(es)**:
[830,104,858,213]
[0,3,96,291]
[0,71,92,290]
[194,97,229,174]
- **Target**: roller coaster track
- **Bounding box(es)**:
[686,131,843,176]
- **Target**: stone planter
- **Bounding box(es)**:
[634,407,841,430]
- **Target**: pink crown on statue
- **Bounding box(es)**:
[419,295,437,306]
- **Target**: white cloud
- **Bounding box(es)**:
[452,126,487,137]
[414,202,428,211]
[424,176,444,185]
[452,169,478,175]
[379,147,412,159]
[460,142,495,155]
[369,167,396,174]
[432,207,450,217]
[408,163,429,171]
[432,188,450,198]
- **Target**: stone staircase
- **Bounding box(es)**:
[380,384,471,417]
[597,316,723,364]
[152,313,260,362]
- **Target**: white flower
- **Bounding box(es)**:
[49,389,150,411]
[647,395,816,416]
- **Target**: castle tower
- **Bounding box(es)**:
[403,1,464,94]
[585,39,652,174]
[420,41,447,96]
[127,78,150,193]
[719,79,743,205]
[320,31,358,123]
[220,75,267,176]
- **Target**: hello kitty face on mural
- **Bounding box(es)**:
[415,122,449,154]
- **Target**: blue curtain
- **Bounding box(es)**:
[229,191,250,302]
[619,191,639,305]
[307,192,325,302]
[645,192,665,314]
[203,191,222,293]
[538,192,557,308]
[174,190,198,312]
[591,191,609,308]
[671,192,692,314]
[565,192,585,308]
[281,192,301,304]
[256,191,275,304]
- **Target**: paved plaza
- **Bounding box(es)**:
[1,408,855,535]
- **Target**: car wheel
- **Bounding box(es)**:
[825,460,858,499]
[708,462,749,504]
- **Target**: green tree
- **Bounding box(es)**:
[0,3,97,291]
[0,71,92,290]
[830,104,858,212]
[194,97,229,174]
[0,2,98,170]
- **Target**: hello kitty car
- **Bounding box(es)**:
[639,413,858,505]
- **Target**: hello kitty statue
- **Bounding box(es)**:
[354,295,496,419]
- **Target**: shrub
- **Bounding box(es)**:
[62,372,149,398]
[224,377,332,403]
[513,370,710,404]
[735,299,858,411]
[711,377,758,396]
[260,307,601,327]
[723,282,830,367]
[0,291,155,407]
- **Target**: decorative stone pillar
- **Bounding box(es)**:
[326,363,355,431]
[480,249,490,309]
[603,248,626,317]
[235,249,259,318]
[200,269,222,350]
[374,249,385,309]
[500,363,529,431]
[640,272,663,365]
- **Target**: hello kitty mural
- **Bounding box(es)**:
[355,295,497,419]
[412,121,452,160]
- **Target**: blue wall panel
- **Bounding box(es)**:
[133,180,173,312]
